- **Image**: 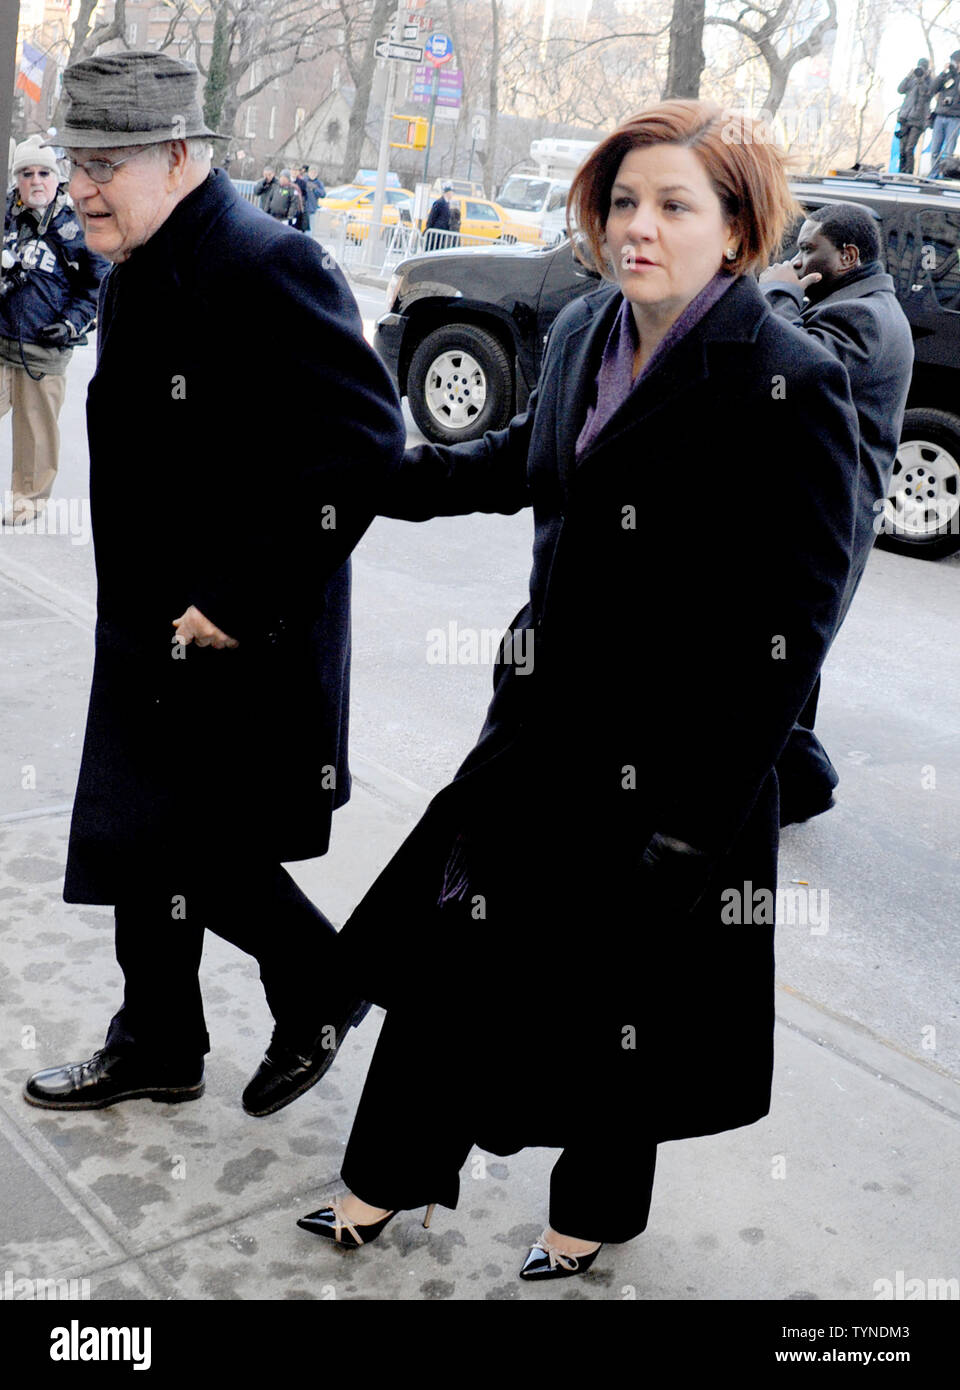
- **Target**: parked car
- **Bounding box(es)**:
[375,170,960,559]
[419,194,540,247]
[315,184,414,240]
[343,188,415,242]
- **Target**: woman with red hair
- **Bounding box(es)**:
[298,101,861,1284]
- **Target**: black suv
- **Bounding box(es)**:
[374,171,960,559]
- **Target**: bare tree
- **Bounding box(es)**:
[181,2,344,168]
[338,0,394,180]
[51,0,126,132]
[487,0,502,194]
[895,0,960,66]
[707,0,839,117]
[664,0,706,98]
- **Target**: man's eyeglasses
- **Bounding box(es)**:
[63,146,153,185]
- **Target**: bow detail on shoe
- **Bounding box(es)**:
[316,1195,395,1247]
[529,1238,582,1271]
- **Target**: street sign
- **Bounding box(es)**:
[412,65,462,107]
[383,21,421,41]
[424,31,454,67]
[471,113,487,142]
[375,39,423,63]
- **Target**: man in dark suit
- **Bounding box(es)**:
[760,201,914,825]
[22,52,405,1116]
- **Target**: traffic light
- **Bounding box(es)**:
[390,115,433,151]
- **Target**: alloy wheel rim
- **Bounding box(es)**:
[424,349,487,429]
[884,438,960,537]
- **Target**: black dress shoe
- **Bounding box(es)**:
[297,1195,436,1247]
[242,999,371,1117]
[518,1237,604,1281]
[23,1049,205,1110]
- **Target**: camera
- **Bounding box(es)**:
[0,248,29,297]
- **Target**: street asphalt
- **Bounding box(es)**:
[0,271,957,1311]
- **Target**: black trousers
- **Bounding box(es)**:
[340,1007,659,1245]
[899,122,924,173]
[103,863,337,1064]
[775,676,840,822]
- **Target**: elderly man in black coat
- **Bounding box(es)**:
[760,201,914,825]
[23,52,405,1116]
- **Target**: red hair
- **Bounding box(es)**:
[568,100,799,279]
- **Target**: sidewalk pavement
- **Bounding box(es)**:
[1,565,958,1303]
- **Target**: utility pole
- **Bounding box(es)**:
[365,54,399,268]
[422,67,439,183]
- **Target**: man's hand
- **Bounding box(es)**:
[759,261,822,292]
[172,605,239,649]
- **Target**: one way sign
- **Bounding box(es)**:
[375,38,423,62]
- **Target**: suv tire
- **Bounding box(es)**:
[877,408,960,560]
[407,324,514,443]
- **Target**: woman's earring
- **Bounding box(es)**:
[725,247,737,261]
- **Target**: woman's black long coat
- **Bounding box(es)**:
[63,170,405,903]
[338,274,861,1148]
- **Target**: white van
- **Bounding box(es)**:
[495,174,571,243]
[495,139,596,244]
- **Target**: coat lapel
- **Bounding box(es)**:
[573,275,769,470]
[553,285,621,496]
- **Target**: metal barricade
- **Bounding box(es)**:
[308,211,517,274]
[311,211,419,272]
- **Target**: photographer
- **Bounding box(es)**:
[929,50,960,177]
[1,135,107,526]
[896,58,933,174]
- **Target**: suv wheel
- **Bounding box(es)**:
[877,409,960,559]
[407,324,513,443]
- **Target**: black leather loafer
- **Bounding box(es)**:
[23,1049,205,1110]
[242,999,371,1117]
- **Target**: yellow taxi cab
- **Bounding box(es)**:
[421,194,539,247]
[315,184,416,240]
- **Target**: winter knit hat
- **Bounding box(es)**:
[12,134,61,177]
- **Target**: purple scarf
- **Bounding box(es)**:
[575,272,736,459]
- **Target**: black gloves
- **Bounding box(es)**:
[37,322,73,348]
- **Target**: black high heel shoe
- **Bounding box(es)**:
[518,1233,604,1281]
[297,1194,437,1248]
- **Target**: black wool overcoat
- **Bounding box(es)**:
[64,169,405,904]
[337,274,861,1148]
